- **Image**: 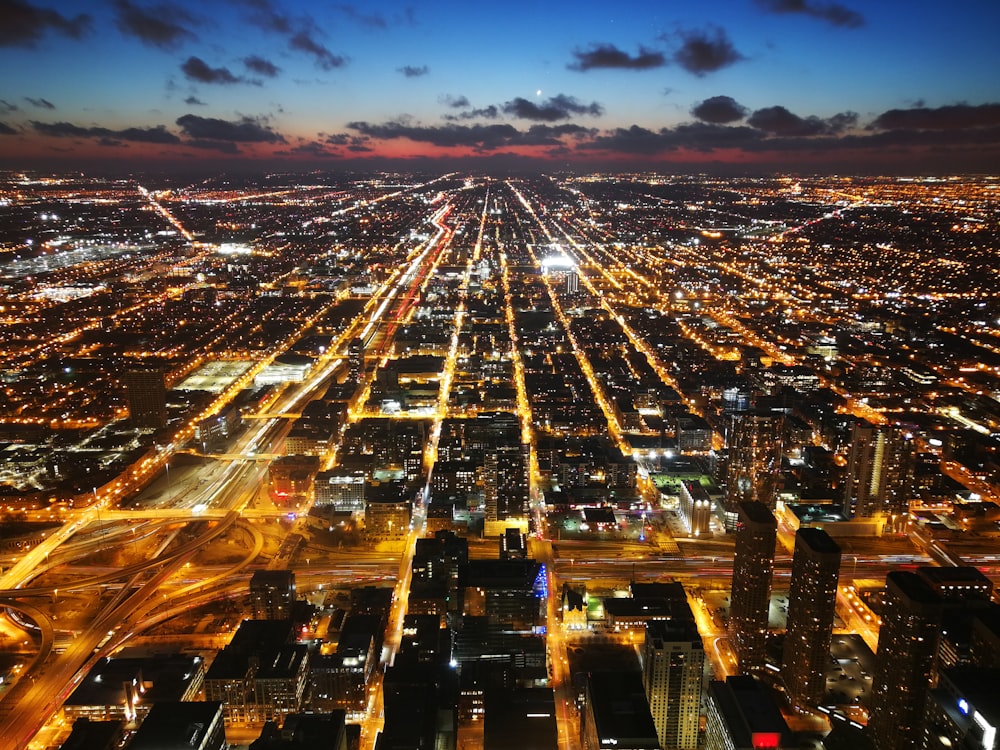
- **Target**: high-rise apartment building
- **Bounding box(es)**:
[729,502,777,675]
[643,612,704,749]
[842,421,915,519]
[868,571,943,750]
[484,443,529,521]
[725,412,784,513]
[781,527,841,707]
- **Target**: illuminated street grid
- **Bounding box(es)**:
[0,172,998,748]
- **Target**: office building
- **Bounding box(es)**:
[704,676,791,750]
[729,502,777,675]
[868,571,943,750]
[582,671,660,750]
[643,613,704,749]
[781,527,841,707]
[123,366,167,429]
[126,702,226,750]
[924,667,1000,750]
[250,570,296,621]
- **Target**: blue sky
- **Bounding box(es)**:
[2,0,999,171]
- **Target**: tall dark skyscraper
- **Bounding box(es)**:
[868,571,943,750]
[781,527,841,707]
[842,421,914,520]
[123,366,167,429]
[729,501,777,675]
[725,412,784,514]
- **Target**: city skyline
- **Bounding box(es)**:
[2,0,1000,172]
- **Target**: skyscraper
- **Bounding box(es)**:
[725,412,784,514]
[868,571,943,750]
[123,366,167,429]
[842,421,915,520]
[643,609,704,749]
[704,676,791,750]
[781,527,841,707]
[729,502,777,675]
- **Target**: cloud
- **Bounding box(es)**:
[347,119,595,151]
[335,4,416,29]
[748,105,856,135]
[24,96,55,109]
[32,120,181,143]
[691,95,748,123]
[582,122,765,154]
[442,106,499,121]
[176,113,286,143]
[398,64,429,78]
[0,0,90,48]
[870,103,1000,131]
[184,95,206,106]
[243,55,280,77]
[0,122,17,135]
[241,0,292,34]
[756,0,864,28]
[568,44,666,71]
[440,94,470,109]
[181,57,244,85]
[501,94,603,121]
[114,0,196,49]
[289,30,347,70]
[0,99,17,113]
[184,139,241,153]
[670,27,745,76]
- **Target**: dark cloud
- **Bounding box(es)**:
[335,4,415,29]
[748,105,856,135]
[0,0,90,47]
[671,27,745,76]
[442,105,499,121]
[583,122,764,154]
[692,95,748,123]
[241,0,291,34]
[275,140,339,157]
[244,55,280,77]
[184,139,241,154]
[568,44,666,71]
[184,95,206,106]
[289,30,347,70]
[756,0,864,28]
[0,99,17,113]
[501,94,603,122]
[24,96,55,109]
[0,122,17,135]
[114,0,196,49]
[181,57,243,85]
[176,113,286,143]
[398,65,429,78]
[441,94,470,109]
[870,103,1000,131]
[347,119,594,151]
[335,4,386,29]
[32,120,180,143]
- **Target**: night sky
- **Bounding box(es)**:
[1,0,1000,172]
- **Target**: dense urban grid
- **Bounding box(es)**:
[0,171,998,750]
